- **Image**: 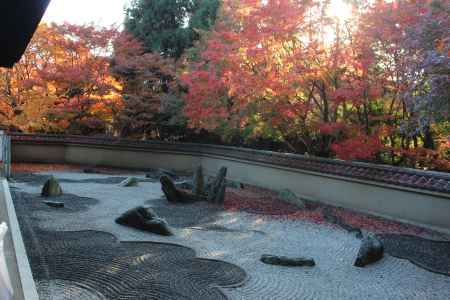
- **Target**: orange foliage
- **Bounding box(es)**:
[0,23,121,134]
[182,0,448,170]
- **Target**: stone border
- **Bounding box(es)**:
[1,179,39,300]
[11,133,450,195]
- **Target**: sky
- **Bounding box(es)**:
[42,0,131,27]
[41,0,354,28]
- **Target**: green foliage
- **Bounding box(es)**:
[125,0,220,59]
[189,0,220,31]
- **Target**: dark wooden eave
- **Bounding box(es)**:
[0,0,51,68]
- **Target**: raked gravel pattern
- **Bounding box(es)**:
[11,171,450,300]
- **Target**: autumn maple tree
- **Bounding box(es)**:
[182,0,449,170]
[0,0,448,171]
[111,31,182,138]
[39,24,121,134]
[0,23,121,134]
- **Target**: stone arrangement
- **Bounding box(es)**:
[36,170,390,271]
[159,167,391,269]
[160,166,228,205]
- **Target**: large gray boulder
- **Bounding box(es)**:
[115,206,173,236]
[261,254,315,267]
[41,176,63,197]
[354,234,384,267]
[160,166,228,205]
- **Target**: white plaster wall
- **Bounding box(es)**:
[201,156,450,234]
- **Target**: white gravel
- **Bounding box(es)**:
[11,171,450,300]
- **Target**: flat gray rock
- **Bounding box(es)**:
[261,254,315,267]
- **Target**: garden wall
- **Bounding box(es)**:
[11,133,450,234]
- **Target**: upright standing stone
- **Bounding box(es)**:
[192,166,204,197]
[41,176,63,197]
[215,183,226,204]
[207,167,227,203]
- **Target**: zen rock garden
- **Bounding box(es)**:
[160,166,227,204]
[4,1,450,298]
[39,166,386,269]
[8,166,450,299]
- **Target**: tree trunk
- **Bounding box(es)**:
[423,126,435,150]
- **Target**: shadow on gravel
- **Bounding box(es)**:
[12,188,247,299]
[377,234,450,276]
[23,229,247,300]
[146,198,265,235]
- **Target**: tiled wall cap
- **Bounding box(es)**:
[10,133,450,195]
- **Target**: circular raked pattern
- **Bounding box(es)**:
[25,230,247,300]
